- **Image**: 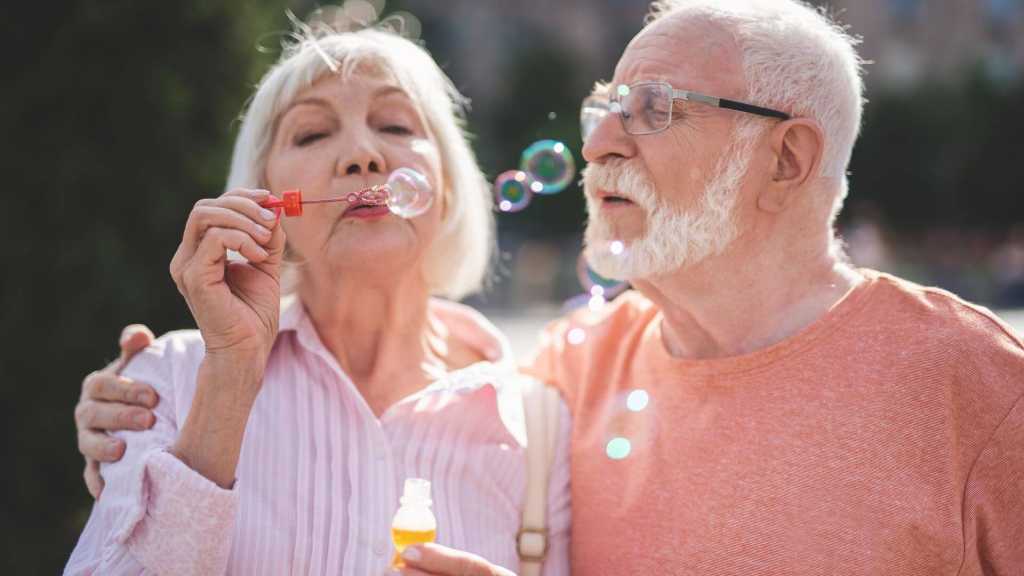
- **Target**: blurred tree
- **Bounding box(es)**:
[3,0,283,571]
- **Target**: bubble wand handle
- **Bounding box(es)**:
[259,185,390,217]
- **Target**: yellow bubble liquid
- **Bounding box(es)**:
[391,527,436,567]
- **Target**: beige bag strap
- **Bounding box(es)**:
[518,378,561,576]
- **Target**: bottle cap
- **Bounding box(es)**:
[400,478,432,506]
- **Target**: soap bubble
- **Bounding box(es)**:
[520,139,575,194]
[386,167,433,218]
[493,170,536,213]
[603,388,657,461]
[626,389,649,412]
[576,253,629,299]
[606,437,632,460]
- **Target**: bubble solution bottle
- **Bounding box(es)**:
[391,478,437,568]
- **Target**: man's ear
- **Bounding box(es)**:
[758,118,825,213]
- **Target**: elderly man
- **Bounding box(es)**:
[75,0,1022,574]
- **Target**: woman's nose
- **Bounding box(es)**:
[343,159,381,175]
[339,138,386,176]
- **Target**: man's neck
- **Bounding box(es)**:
[634,239,863,360]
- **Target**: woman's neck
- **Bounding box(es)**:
[298,266,442,414]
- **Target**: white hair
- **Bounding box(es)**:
[647,0,866,225]
[226,26,494,300]
[583,121,761,279]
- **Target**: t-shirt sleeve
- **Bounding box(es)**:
[959,394,1024,575]
[521,319,573,405]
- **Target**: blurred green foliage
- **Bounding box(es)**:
[3,0,1021,572]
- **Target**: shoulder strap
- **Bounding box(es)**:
[518,377,561,576]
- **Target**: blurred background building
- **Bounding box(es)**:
[4,0,1023,571]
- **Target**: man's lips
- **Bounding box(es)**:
[596,190,637,209]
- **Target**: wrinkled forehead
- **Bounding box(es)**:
[612,12,744,97]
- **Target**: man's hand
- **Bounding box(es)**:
[75,324,158,498]
[395,543,516,576]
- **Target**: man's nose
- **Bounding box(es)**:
[582,109,636,165]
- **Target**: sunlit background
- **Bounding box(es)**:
[5,0,1023,571]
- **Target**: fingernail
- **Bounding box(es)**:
[401,546,421,562]
[133,391,152,405]
[134,412,151,427]
[260,208,276,221]
[106,442,122,459]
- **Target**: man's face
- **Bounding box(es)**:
[580,16,757,280]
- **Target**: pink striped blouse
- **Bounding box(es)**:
[65,297,572,575]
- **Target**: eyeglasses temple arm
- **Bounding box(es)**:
[676,89,791,120]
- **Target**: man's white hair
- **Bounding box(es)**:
[647,0,866,225]
[226,26,493,300]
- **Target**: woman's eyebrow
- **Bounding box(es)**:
[280,97,333,121]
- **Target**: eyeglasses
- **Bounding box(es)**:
[580,81,791,142]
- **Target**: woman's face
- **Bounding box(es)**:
[264,69,444,280]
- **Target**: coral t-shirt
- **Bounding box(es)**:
[526,269,1024,575]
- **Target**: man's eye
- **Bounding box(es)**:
[296,132,327,146]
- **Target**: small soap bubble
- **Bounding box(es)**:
[590,285,605,298]
[520,139,576,194]
[626,389,650,412]
[576,253,629,299]
[610,240,625,255]
[606,437,632,460]
[560,293,592,313]
[567,328,586,346]
[547,111,557,120]
[588,295,606,312]
[493,170,535,213]
[386,167,433,218]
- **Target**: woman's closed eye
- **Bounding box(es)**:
[295,131,329,147]
[380,124,413,136]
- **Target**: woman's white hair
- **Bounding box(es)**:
[226,24,494,300]
[647,0,866,225]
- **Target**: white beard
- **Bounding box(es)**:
[583,132,758,281]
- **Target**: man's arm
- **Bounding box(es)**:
[959,395,1024,574]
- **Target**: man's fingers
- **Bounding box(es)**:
[82,371,157,407]
[78,428,125,462]
[83,460,105,499]
[75,399,155,432]
[399,543,512,576]
[118,324,155,363]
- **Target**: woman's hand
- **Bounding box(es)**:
[168,189,285,488]
[170,188,286,368]
[394,544,515,576]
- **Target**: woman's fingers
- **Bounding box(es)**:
[197,226,270,266]
[182,202,274,251]
[397,544,514,576]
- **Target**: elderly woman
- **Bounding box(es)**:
[66,25,570,576]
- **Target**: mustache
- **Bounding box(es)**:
[582,161,658,210]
